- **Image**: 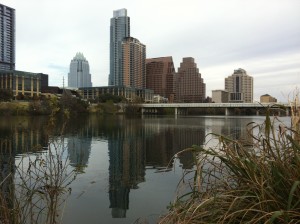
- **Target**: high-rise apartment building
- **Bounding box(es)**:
[225,68,253,103]
[68,52,92,88]
[109,8,130,86]
[175,57,206,103]
[0,4,15,71]
[146,57,175,102]
[122,37,146,89]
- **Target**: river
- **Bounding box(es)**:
[0,115,290,224]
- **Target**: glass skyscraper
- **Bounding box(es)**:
[68,52,92,88]
[0,4,15,71]
[109,8,130,86]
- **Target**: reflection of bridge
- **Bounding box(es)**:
[140,103,291,116]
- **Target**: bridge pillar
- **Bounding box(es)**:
[175,107,178,116]
[256,110,259,116]
[225,108,234,116]
[286,108,290,116]
[141,108,144,115]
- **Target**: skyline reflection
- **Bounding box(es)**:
[0,115,257,220]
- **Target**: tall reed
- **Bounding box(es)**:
[160,97,300,223]
[0,111,78,224]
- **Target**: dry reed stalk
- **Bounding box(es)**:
[159,93,300,224]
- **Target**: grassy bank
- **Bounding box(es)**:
[160,98,300,223]
[0,102,29,115]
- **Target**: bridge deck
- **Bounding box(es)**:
[140,102,290,108]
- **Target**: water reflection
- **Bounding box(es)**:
[0,116,53,223]
[67,137,92,171]
[0,115,260,223]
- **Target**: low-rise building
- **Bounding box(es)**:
[0,70,48,97]
[212,90,229,103]
[260,94,277,103]
[78,86,154,103]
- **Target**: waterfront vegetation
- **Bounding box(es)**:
[0,114,79,224]
[1,92,299,223]
[159,96,300,223]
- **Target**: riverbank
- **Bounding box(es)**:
[0,101,29,115]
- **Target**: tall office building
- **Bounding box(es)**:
[146,57,176,102]
[0,4,15,71]
[68,52,92,88]
[225,68,253,103]
[122,37,146,89]
[109,8,130,86]
[175,57,206,103]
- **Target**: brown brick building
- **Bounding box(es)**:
[260,94,277,103]
[146,57,176,102]
[121,37,146,89]
[175,57,206,103]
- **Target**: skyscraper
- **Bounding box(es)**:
[109,8,130,86]
[0,4,15,71]
[146,57,176,102]
[121,37,146,89]
[68,52,92,88]
[175,57,206,103]
[225,68,253,103]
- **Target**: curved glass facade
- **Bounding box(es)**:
[109,9,130,86]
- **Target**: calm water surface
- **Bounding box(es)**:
[0,115,289,223]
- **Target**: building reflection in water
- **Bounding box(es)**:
[0,116,49,216]
[107,117,146,218]
[67,137,91,171]
[144,118,206,170]
[1,115,255,220]
[63,116,93,172]
[210,117,253,145]
[105,117,207,217]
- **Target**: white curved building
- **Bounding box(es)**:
[68,52,92,88]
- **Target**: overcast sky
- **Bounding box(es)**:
[2,0,300,102]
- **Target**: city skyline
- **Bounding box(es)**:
[1,0,299,102]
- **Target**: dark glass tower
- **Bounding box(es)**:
[0,4,15,71]
[109,8,130,86]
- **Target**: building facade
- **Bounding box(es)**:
[109,8,130,86]
[212,90,229,103]
[225,68,253,103]
[146,57,175,102]
[260,94,277,103]
[175,57,206,103]
[78,86,154,103]
[0,4,15,71]
[68,52,92,88]
[0,70,48,97]
[121,37,146,89]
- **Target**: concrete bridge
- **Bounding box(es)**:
[139,102,291,116]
